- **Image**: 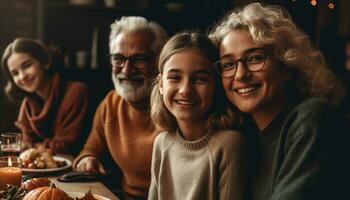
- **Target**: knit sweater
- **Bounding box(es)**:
[15,73,91,155]
[74,91,157,198]
[251,98,350,200]
[148,130,247,200]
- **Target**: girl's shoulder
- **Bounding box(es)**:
[154,131,177,147]
[154,131,176,143]
[210,129,246,148]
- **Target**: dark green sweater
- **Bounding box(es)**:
[250,98,350,200]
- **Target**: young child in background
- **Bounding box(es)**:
[1,38,91,155]
[148,32,247,200]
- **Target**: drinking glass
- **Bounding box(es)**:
[0,156,22,190]
[0,133,22,157]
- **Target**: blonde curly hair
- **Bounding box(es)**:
[209,3,337,100]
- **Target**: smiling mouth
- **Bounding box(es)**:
[235,85,259,94]
[174,100,197,106]
[22,78,35,87]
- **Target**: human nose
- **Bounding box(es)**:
[18,70,27,81]
[121,59,133,75]
[234,61,250,81]
[178,80,192,97]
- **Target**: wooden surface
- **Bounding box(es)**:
[49,177,120,200]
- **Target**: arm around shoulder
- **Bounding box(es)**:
[214,130,247,200]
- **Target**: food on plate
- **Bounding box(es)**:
[21,178,51,191]
[18,148,39,162]
[22,184,73,200]
[20,146,66,169]
[40,151,58,168]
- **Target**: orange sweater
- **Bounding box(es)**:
[15,74,91,155]
[74,91,157,198]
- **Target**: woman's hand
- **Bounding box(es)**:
[76,156,106,175]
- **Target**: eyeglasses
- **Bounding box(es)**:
[109,54,152,69]
[215,50,267,78]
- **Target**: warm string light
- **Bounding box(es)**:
[310,0,317,6]
[292,0,335,10]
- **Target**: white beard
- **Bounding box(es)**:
[112,73,152,102]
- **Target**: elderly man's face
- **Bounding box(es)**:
[110,30,157,102]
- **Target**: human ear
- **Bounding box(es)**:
[158,74,163,95]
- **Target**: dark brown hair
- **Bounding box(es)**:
[1,38,51,101]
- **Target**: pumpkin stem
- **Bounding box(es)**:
[49,183,56,189]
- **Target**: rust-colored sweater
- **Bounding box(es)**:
[74,91,157,198]
[15,74,91,155]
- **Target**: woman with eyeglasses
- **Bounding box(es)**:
[1,38,92,155]
[210,3,349,200]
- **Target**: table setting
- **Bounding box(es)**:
[0,132,119,200]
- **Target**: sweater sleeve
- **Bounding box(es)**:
[73,97,109,169]
[270,99,350,200]
[46,83,90,154]
[147,134,162,200]
[218,131,247,200]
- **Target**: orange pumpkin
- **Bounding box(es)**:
[22,183,73,200]
[21,177,51,191]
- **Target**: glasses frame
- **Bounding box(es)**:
[215,49,268,78]
[109,53,153,70]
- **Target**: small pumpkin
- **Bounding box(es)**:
[22,183,73,200]
[21,177,51,191]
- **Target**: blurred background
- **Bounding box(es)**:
[0,0,349,131]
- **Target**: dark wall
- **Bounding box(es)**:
[0,0,346,132]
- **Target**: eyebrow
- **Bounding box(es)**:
[21,60,32,65]
[220,47,265,59]
[166,68,213,75]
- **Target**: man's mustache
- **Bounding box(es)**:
[115,73,145,81]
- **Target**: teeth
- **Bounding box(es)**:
[176,100,196,105]
[237,86,257,94]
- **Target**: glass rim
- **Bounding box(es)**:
[1,132,22,136]
[0,156,22,167]
[214,58,266,78]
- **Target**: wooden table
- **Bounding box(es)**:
[50,177,120,200]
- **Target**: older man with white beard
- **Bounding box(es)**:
[73,16,168,200]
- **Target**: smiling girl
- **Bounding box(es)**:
[148,32,247,200]
[1,38,91,155]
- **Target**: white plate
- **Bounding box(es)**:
[66,192,112,200]
[22,156,72,173]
